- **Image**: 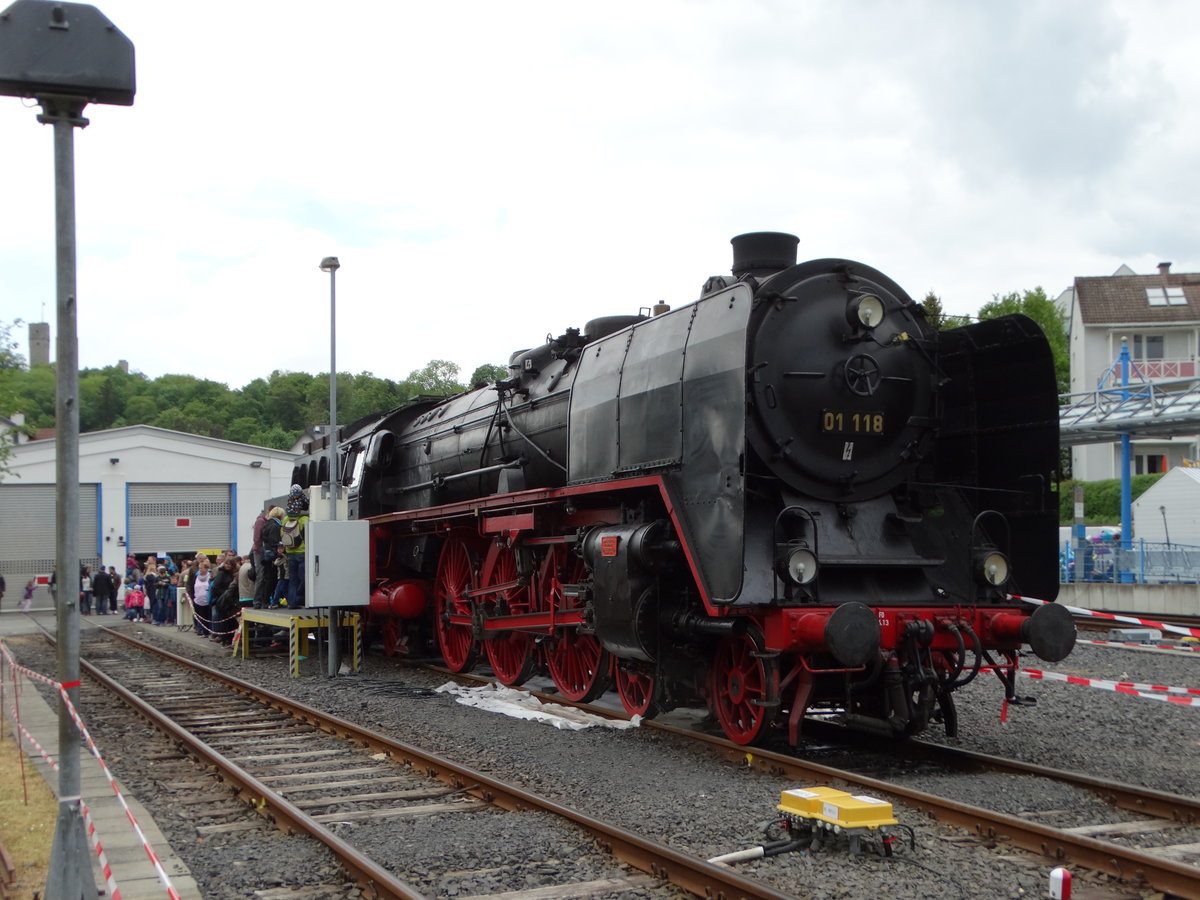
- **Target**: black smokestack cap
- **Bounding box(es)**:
[730,232,799,278]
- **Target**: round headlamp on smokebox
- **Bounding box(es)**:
[847,293,886,330]
[974,550,1010,587]
[778,547,819,585]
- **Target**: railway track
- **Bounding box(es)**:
[12,620,1196,898]
[1073,609,1200,635]
[39,626,799,900]
[418,662,1200,899]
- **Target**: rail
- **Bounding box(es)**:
[87,628,799,900]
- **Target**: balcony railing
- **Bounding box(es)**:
[1130,357,1197,380]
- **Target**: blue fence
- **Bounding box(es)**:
[1062,540,1200,584]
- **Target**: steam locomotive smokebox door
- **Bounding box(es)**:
[305,520,369,609]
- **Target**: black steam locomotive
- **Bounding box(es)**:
[296,232,1074,746]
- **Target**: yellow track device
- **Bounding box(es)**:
[778,787,898,854]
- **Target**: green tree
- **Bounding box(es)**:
[0,319,26,370]
[264,371,315,431]
[469,363,508,387]
[3,365,55,426]
[920,292,970,331]
[344,372,406,424]
[977,287,1069,395]
[0,355,510,454]
[1058,475,1163,524]
[406,359,464,396]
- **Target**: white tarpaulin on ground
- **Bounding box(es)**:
[436,681,642,731]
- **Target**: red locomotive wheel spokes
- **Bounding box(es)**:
[434,533,479,673]
[614,661,662,719]
[709,626,779,746]
[541,545,611,702]
[482,546,538,686]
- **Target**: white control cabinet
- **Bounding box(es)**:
[304,519,369,608]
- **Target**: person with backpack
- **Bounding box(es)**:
[281,486,309,609]
[255,506,284,608]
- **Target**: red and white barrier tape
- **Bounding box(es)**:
[1011,594,1200,639]
[82,797,124,900]
[4,683,123,900]
[1077,638,1200,654]
[1020,667,1200,707]
[0,638,184,900]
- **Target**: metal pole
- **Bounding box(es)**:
[1072,483,1084,584]
[327,264,337,522]
[41,94,99,900]
[320,256,340,676]
[1119,338,1133,583]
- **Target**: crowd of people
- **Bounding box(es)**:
[63,484,312,646]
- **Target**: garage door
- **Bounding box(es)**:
[127,483,232,555]
[0,483,100,587]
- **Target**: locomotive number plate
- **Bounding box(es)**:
[821,410,885,435]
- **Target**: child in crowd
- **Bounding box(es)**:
[269,551,289,607]
[20,579,34,612]
[124,583,147,621]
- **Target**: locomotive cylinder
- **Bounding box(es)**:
[370,579,428,619]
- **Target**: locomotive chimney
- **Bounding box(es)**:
[730,232,800,278]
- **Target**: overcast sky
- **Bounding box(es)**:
[1,0,1196,391]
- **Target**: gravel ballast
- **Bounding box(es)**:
[9,622,1197,900]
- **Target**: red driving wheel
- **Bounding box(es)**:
[709,626,778,745]
[433,532,479,673]
[482,545,538,686]
[541,545,610,702]
[614,661,662,719]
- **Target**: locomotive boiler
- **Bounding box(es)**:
[301,231,1075,746]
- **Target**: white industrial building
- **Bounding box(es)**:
[0,425,297,593]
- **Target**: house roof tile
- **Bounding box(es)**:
[1076,271,1200,325]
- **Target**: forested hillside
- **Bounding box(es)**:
[0,357,507,450]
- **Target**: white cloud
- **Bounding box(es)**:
[1,0,1198,392]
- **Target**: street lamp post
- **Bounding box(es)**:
[319,256,340,521]
[319,255,340,677]
[0,4,134,897]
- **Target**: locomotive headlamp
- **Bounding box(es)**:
[975,551,1010,587]
[848,294,886,329]
[784,547,818,585]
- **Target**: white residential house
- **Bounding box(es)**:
[1057,262,1200,482]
